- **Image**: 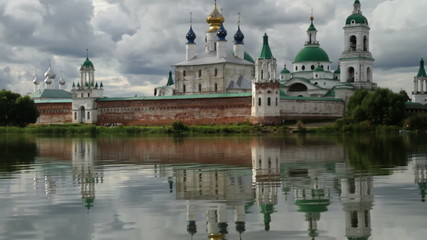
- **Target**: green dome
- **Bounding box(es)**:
[346,14,368,25]
[314,66,324,72]
[82,58,94,68]
[281,67,291,74]
[294,46,330,63]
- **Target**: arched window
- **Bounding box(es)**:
[363,36,368,51]
[350,36,357,51]
[311,65,315,70]
[258,97,262,106]
[289,83,308,92]
[302,65,306,71]
[347,67,355,83]
[367,67,371,82]
[267,97,271,106]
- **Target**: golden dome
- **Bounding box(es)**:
[208,233,224,240]
[206,0,224,32]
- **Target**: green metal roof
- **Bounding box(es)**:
[334,67,341,74]
[82,57,94,68]
[97,92,252,102]
[314,66,324,72]
[294,46,330,63]
[230,51,255,63]
[259,33,274,59]
[34,99,72,104]
[166,71,174,86]
[417,58,427,78]
[280,66,291,74]
[28,89,72,99]
[346,14,368,25]
[308,22,317,31]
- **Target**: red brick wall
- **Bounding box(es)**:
[36,102,72,124]
[97,97,252,125]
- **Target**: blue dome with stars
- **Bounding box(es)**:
[186,26,196,44]
[234,26,244,44]
[217,24,227,40]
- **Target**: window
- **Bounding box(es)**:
[198,84,201,92]
[258,97,261,106]
[267,97,271,106]
[311,65,315,70]
[302,65,305,71]
[74,112,77,120]
[351,211,358,228]
[81,93,83,98]
[215,83,218,92]
[214,69,218,76]
[295,66,298,71]
[198,70,202,77]
[363,36,368,51]
[183,85,186,93]
[350,36,357,51]
[87,112,90,120]
[276,98,278,106]
[88,93,90,97]
[183,70,186,77]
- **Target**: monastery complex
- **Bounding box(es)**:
[29,1,426,125]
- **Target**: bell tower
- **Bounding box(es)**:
[340,0,376,89]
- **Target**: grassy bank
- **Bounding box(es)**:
[0,122,290,136]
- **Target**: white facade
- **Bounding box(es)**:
[412,58,427,104]
[339,1,376,89]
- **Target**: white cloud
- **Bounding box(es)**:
[0,0,424,97]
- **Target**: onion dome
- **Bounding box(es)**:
[44,76,52,84]
[346,0,368,25]
[32,75,40,85]
[314,65,325,72]
[216,23,227,40]
[59,75,65,86]
[186,26,196,44]
[44,67,56,79]
[280,65,291,74]
[206,0,224,33]
[234,26,244,44]
[417,58,427,78]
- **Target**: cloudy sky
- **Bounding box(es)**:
[0,0,426,97]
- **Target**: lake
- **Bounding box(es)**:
[0,134,426,240]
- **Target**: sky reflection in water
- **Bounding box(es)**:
[0,135,426,240]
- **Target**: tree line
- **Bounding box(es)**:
[0,89,39,127]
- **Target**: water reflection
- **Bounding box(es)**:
[0,134,426,239]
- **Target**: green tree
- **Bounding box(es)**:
[0,89,39,126]
[347,88,408,126]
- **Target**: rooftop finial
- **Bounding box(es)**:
[86,49,89,59]
[238,12,241,26]
[310,9,314,22]
[190,12,192,25]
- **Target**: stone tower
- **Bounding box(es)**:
[340,0,376,89]
[251,34,281,125]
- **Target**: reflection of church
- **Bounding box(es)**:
[72,138,103,209]
[171,138,378,240]
[341,177,373,240]
[413,156,427,202]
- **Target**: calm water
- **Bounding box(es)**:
[0,134,426,240]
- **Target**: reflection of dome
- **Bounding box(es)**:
[346,14,368,25]
[33,76,40,85]
[295,198,330,213]
[294,46,330,63]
